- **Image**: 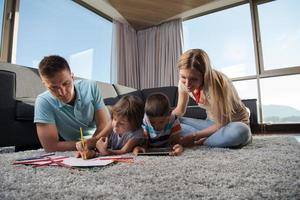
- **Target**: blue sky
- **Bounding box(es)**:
[16,0,112,83]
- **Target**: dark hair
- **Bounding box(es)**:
[111,95,144,131]
[39,55,71,78]
[145,93,171,117]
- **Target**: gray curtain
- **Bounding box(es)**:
[111,19,183,89]
[111,20,140,88]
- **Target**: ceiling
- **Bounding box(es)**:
[81,0,244,30]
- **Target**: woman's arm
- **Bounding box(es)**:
[172,89,189,117]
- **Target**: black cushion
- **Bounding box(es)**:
[141,86,178,107]
[15,100,34,121]
[104,96,120,106]
[0,70,16,108]
[183,106,207,119]
[242,99,258,130]
[118,90,144,101]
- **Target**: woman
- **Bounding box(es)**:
[173,49,252,148]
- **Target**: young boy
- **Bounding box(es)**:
[134,93,183,156]
[77,95,145,158]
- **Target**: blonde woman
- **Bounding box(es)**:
[173,49,252,148]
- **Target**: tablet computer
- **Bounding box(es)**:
[137,147,171,156]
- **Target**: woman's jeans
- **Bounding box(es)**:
[179,117,252,148]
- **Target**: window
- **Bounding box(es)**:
[258,0,300,70]
[14,0,112,83]
[0,0,5,54]
[233,79,258,100]
[183,4,256,78]
[255,0,300,125]
[233,80,260,121]
[260,74,300,123]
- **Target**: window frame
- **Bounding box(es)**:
[253,0,300,78]
[0,0,16,62]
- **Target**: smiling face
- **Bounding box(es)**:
[41,69,75,104]
[112,115,132,135]
[179,68,203,92]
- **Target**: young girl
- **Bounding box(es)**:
[76,95,145,158]
[133,93,183,156]
[173,49,252,148]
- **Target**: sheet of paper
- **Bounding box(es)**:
[62,157,114,167]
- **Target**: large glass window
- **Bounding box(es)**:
[0,0,5,54]
[260,74,300,123]
[15,0,112,83]
[233,79,258,101]
[258,0,300,70]
[183,4,256,78]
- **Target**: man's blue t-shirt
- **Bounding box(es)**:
[34,80,106,141]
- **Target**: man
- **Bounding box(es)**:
[34,55,110,152]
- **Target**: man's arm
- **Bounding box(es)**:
[93,108,111,137]
[86,108,111,149]
[36,123,77,152]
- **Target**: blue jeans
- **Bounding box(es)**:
[179,117,252,148]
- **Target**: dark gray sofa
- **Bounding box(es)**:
[0,63,258,151]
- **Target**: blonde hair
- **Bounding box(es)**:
[177,49,245,125]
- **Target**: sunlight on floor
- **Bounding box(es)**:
[295,136,300,143]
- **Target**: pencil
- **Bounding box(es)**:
[80,127,87,160]
[80,127,85,147]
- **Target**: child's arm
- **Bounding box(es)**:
[132,144,148,155]
[98,139,143,155]
[75,123,113,151]
[169,133,181,145]
[169,144,184,156]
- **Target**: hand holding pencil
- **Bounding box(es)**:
[75,127,96,160]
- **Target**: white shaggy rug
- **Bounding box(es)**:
[0,136,299,200]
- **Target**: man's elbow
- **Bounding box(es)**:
[43,146,57,153]
[41,143,58,152]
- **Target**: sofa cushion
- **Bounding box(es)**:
[96,81,118,99]
[0,70,16,108]
[118,90,144,101]
[141,86,178,107]
[184,106,207,119]
[242,99,258,131]
[104,96,120,106]
[0,64,46,99]
[15,98,35,121]
[113,84,137,95]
